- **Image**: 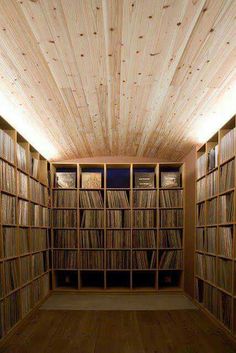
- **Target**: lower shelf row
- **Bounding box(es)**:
[195,278,236,332]
[0,273,49,339]
[53,270,183,290]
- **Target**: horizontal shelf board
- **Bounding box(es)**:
[133,188,157,190]
[133,207,157,210]
[218,254,233,260]
[53,207,78,210]
[206,166,218,175]
[196,175,206,182]
[159,187,183,190]
[80,207,104,210]
[158,247,183,250]
[220,155,235,167]
[1,189,17,197]
[218,188,235,196]
[0,155,16,167]
[53,187,78,190]
[17,167,29,175]
[158,268,183,271]
[79,188,104,191]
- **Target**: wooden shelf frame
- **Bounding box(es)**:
[0,117,51,341]
[195,114,236,335]
[50,162,185,292]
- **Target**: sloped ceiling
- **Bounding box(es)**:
[0,0,235,160]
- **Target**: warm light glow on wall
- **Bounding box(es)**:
[0,93,58,160]
[195,79,236,144]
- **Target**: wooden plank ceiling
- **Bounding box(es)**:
[0,0,235,160]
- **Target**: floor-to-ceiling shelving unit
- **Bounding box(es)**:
[51,162,185,292]
[0,117,50,340]
[195,115,236,335]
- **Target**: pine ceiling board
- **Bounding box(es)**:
[1,0,87,158]
[0,0,235,160]
[132,0,206,157]
[60,0,110,155]
[19,0,98,156]
[143,0,236,158]
[162,5,236,137]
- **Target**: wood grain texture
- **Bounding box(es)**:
[0,1,235,160]
[1,308,236,353]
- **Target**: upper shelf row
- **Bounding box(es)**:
[0,117,49,187]
[51,163,184,190]
[197,115,236,180]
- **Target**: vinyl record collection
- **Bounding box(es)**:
[79,230,104,248]
[106,210,130,228]
[159,230,182,248]
[53,230,77,248]
[107,190,129,208]
[5,259,20,294]
[21,256,32,284]
[205,255,216,283]
[16,144,27,172]
[54,190,77,208]
[1,194,16,224]
[207,198,217,224]
[133,190,156,208]
[159,190,183,207]
[107,251,130,269]
[30,179,48,206]
[81,251,104,269]
[30,155,39,178]
[219,227,233,257]
[197,154,206,179]
[159,250,183,269]
[0,129,14,163]
[81,210,104,228]
[53,209,77,228]
[31,229,48,252]
[220,128,235,163]
[0,160,15,194]
[196,118,236,334]
[220,160,234,192]
[196,228,204,251]
[133,210,155,228]
[3,227,18,257]
[19,200,29,226]
[19,228,30,254]
[133,250,156,269]
[219,192,234,223]
[0,120,50,340]
[218,259,232,292]
[79,190,103,208]
[197,203,205,226]
[32,252,47,277]
[132,230,156,248]
[205,228,216,254]
[206,170,218,198]
[208,145,218,171]
[18,171,28,198]
[53,250,78,269]
[197,178,205,202]
[21,285,31,317]
[160,209,183,227]
[106,230,131,248]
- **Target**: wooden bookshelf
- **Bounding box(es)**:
[195,115,236,335]
[0,117,50,340]
[50,162,185,292]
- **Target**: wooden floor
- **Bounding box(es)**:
[1,309,236,353]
